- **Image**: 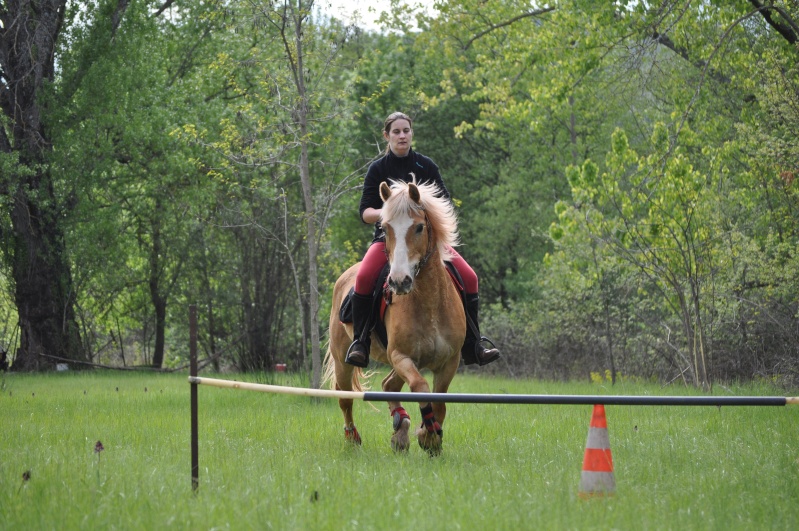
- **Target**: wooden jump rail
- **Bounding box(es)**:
[188,375,799,407]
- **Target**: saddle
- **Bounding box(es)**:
[339,262,466,349]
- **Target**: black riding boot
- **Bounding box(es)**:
[461,293,501,366]
[345,292,374,368]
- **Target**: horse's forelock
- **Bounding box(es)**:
[381,180,420,222]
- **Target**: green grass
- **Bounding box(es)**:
[1,370,797,530]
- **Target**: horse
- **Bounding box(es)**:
[323,179,466,454]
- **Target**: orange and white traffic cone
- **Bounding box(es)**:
[579,404,616,498]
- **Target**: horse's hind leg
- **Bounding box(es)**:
[337,393,361,444]
[335,365,361,445]
[382,369,410,452]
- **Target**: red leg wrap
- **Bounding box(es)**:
[344,425,361,445]
[390,406,410,432]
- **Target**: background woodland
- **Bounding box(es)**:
[1,0,797,390]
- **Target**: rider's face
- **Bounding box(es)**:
[384,119,413,157]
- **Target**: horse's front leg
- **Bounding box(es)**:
[382,369,411,452]
[416,353,460,455]
[388,355,445,455]
[429,353,461,428]
[416,401,443,456]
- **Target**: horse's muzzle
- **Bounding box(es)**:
[388,274,413,295]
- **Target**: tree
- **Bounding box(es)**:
[44,1,229,369]
[175,0,364,384]
[408,0,799,384]
[0,0,126,369]
[544,1,799,386]
[410,1,629,305]
[558,126,722,389]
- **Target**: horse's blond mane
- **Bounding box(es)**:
[380,178,460,261]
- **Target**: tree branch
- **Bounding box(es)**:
[675,5,794,139]
[152,0,177,19]
[463,7,556,50]
[748,0,798,45]
[651,31,691,63]
[111,0,130,38]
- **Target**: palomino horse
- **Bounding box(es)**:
[323,179,466,454]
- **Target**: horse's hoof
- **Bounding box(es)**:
[415,425,443,456]
[391,418,411,452]
[344,425,362,445]
[391,435,410,452]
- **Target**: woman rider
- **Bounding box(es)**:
[345,111,501,368]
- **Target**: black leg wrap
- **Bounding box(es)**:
[420,403,442,437]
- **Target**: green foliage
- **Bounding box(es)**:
[3,0,798,383]
[407,1,675,304]
[432,0,799,385]
[558,124,723,387]
[44,2,227,367]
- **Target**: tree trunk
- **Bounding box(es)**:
[1,0,85,370]
[292,10,323,389]
[301,140,322,389]
[148,213,167,369]
[151,294,167,369]
[10,176,85,370]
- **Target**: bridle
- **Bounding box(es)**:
[414,211,435,278]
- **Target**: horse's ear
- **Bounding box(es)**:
[380,181,392,202]
[408,183,421,204]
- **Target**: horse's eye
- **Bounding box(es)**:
[415,223,425,235]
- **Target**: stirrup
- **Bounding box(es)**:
[475,336,500,366]
[345,340,369,368]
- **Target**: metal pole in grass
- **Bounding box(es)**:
[190,305,199,492]
[187,377,799,407]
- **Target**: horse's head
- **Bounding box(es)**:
[379,179,459,295]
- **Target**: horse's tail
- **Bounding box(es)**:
[321,339,337,388]
[322,336,371,392]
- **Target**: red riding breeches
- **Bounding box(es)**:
[354,241,478,296]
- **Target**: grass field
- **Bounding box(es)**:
[1,370,798,530]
